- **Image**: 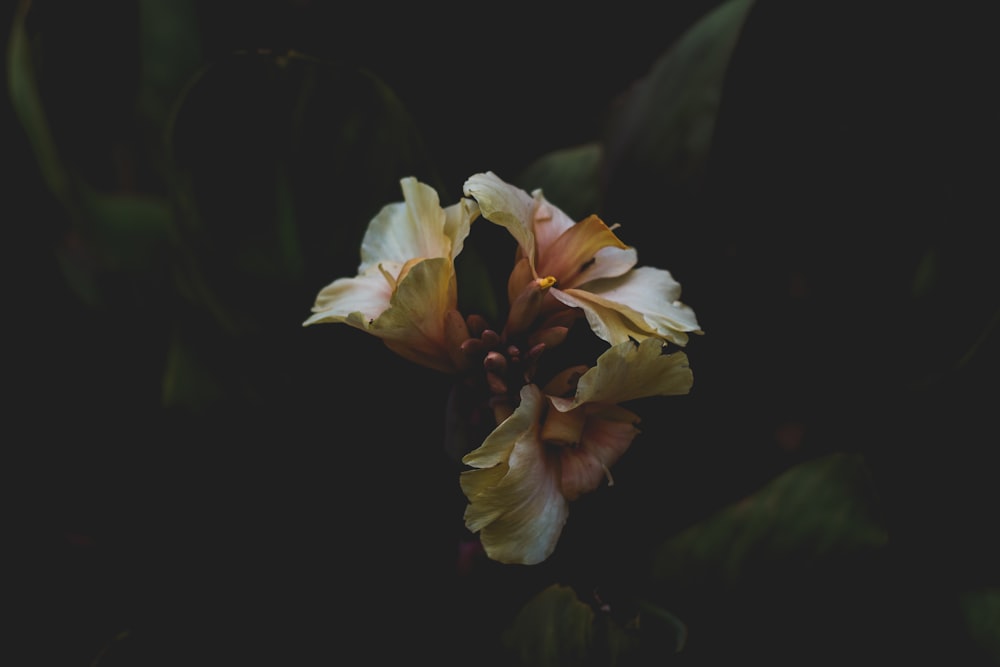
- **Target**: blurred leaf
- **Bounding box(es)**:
[652,452,887,586]
[632,599,688,655]
[137,0,203,129]
[9,0,176,308]
[7,0,71,207]
[53,188,174,306]
[960,588,1000,663]
[161,49,440,409]
[603,0,754,197]
[503,585,688,666]
[166,50,438,330]
[161,325,225,411]
[80,188,174,272]
[516,142,604,221]
[504,584,594,667]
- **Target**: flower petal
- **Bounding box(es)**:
[550,338,693,411]
[537,215,635,287]
[553,266,701,346]
[302,266,394,327]
[443,195,479,262]
[463,172,538,269]
[359,177,471,272]
[461,385,569,565]
[372,257,460,373]
[559,404,641,500]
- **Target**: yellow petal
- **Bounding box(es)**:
[550,338,693,411]
[463,384,544,469]
[460,385,569,565]
[372,257,460,373]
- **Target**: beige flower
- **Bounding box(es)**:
[304,177,479,373]
[461,337,693,565]
[463,171,701,347]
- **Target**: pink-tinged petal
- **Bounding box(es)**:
[559,404,641,500]
[528,190,579,257]
[550,338,693,411]
[302,266,394,327]
[536,215,634,287]
[553,266,701,346]
[463,172,538,270]
[506,256,535,306]
[359,177,453,272]
[461,385,569,565]
[372,257,460,373]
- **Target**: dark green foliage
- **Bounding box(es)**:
[7,1,998,665]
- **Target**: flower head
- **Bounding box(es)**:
[304,177,479,373]
[463,171,702,347]
[460,337,693,565]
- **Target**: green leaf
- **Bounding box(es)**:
[503,585,689,666]
[652,452,887,587]
[504,584,595,667]
[7,0,72,207]
[160,325,226,411]
[137,0,203,130]
[54,188,174,306]
[603,0,755,197]
[960,588,1000,664]
[516,142,604,221]
[165,50,438,335]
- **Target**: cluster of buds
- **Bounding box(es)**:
[304,172,701,564]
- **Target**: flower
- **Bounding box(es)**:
[460,337,693,565]
[463,171,702,347]
[303,177,479,373]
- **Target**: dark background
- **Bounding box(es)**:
[6,1,998,665]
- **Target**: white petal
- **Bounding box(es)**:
[553,266,701,346]
[460,385,569,565]
[302,267,393,327]
[359,177,451,272]
[463,172,538,270]
[443,196,479,262]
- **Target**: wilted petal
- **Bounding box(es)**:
[461,385,569,565]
